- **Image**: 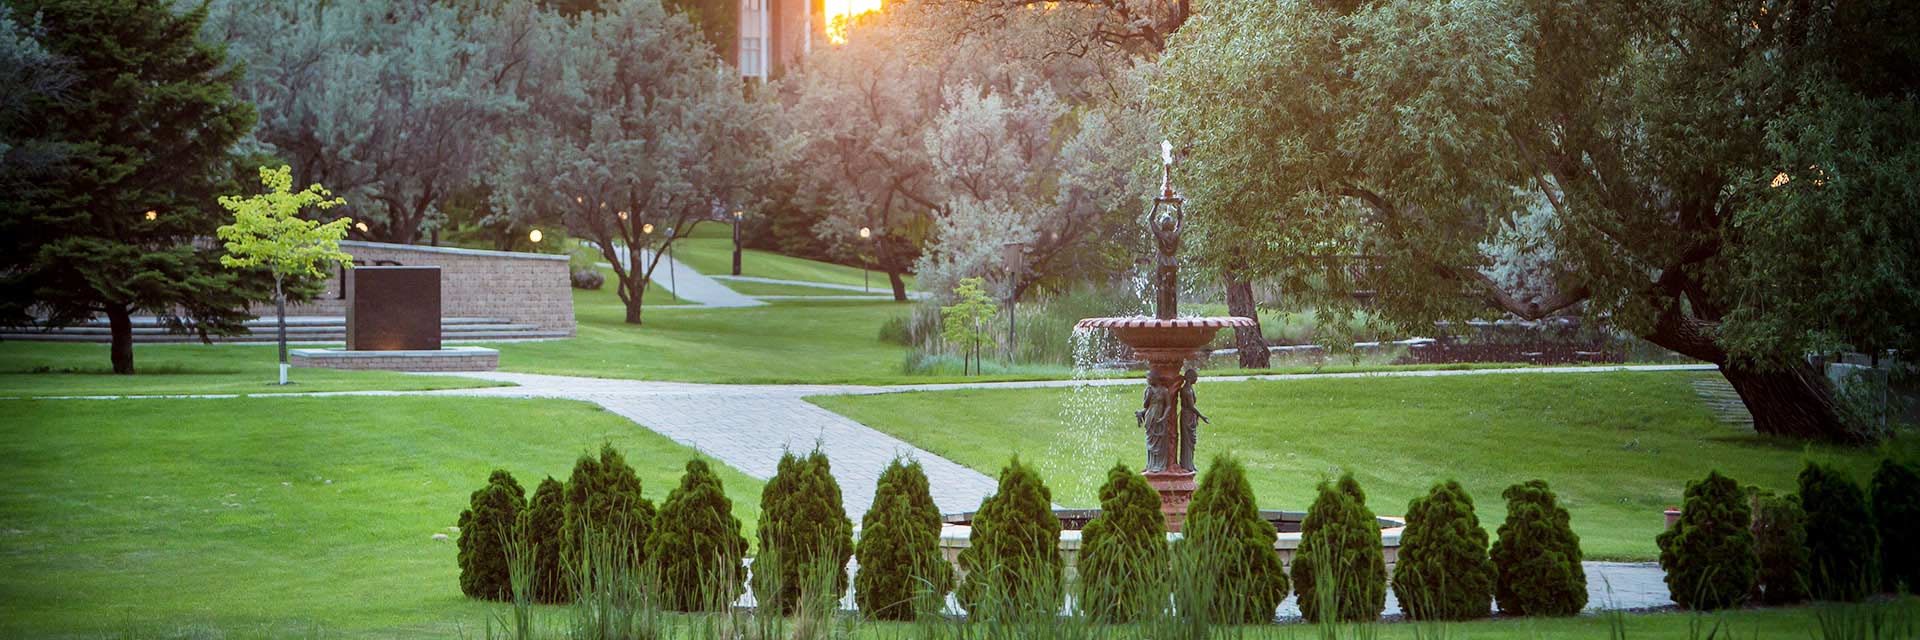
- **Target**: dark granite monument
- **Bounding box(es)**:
[346,266,442,351]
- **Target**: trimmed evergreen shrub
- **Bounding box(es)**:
[1873,459,1920,592]
[648,458,750,612]
[753,448,854,615]
[855,458,953,621]
[1800,462,1879,601]
[458,469,527,601]
[1391,480,1493,621]
[1179,455,1289,625]
[1292,473,1387,623]
[1076,463,1169,622]
[956,457,1063,620]
[1751,491,1810,605]
[518,476,569,604]
[1490,479,1587,616]
[1656,471,1756,610]
[563,444,656,575]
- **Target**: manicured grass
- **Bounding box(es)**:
[0,396,764,639]
[578,265,692,306]
[671,237,914,291]
[0,342,508,397]
[721,278,890,298]
[811,370,1907,560]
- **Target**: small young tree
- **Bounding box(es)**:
[1751,491,1811,605]
[563,444,656,579]
[1292,473,1387,623]
[215,165,351,385]
[754,448,853,614]
[1872,459,1920,592]
[1076,463,1169,622]
[457,469,526,601]
[648,458,748,612]
[956,456,1062,620]
[517,476,569,604]
[1656,471,1756,610]
[1490,480,1587,616]
[1391,480,1493,621]
[856,458,952,620]
[941,277,997,375]
[1179,455,1288,625]
[1800,462,1879,601]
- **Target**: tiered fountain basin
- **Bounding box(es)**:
[1073,316,1258,360]
[932,511,1406,581]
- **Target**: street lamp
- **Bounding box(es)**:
[666,226,678,302]
[529,228,543,244]
[859,226,872,293]
[731,209,744,276]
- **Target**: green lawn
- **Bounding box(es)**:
[810,370,1907,560]
[0,396,764,639]
[670,237,914,291]
[579,265,692,306]
[722,278,890,297]
[0,342,508,397]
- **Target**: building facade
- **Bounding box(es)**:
[738,0,825,80]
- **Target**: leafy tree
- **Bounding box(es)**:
[0,4,73,179]
[1292,473,1386,623]
[1179,455,1288,625]
[1391,480,1493,621]
[215,165,350,385]
[563,444,656,581]
[1076,463,1168,622]
[1873,459,1920,592]
[517,476,569,604]
[1656,471,1756,610]
[753,448,853,615]
[0,0,261,375]
[956,457,1062,620]
[1751,491,1810,605]
[855,458,952,620]
[940,277,998,375]
[1490,480,1586,616]
[1800,462,1879,601]
[1155,0,1920,442]
[647,458,749,612]
[458,470,527,601]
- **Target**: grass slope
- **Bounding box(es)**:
[721,279,890,298]
[810,370,1901,560]
[0,396,763,639]
[0,342,507,397]
[671,237,914,291]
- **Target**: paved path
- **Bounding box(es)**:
[713,275,931,300]
[599,244,765,308]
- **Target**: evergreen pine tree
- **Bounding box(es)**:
[1751,492,1811,605]
[1292,473,1387,623]
[457,470,526,601]
[1872,459,1920,592]
[563,444,656,578]
[753,448,853,614]
[648,458,749,612]
[518,476,569,604]
[1800,462,1879,601]
[956,457,1062,620]
[1391,480,1493,620]
[1076,463,1168,622]
[1656,471,1756,610]
[1490,480,1587,616]
[855,458,952,620]
[1179,455,1289,624]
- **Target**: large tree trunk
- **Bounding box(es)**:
[1223,275,1270,369]
[624,279,646,325]
[107,305,134,375]
[1719,360,1858,443]
[887,270,907,302]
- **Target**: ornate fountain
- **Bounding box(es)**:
[1074,141,1255,531]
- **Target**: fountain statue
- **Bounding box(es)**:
[1074,141,1256,531]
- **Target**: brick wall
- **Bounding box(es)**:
[265,241,575,335]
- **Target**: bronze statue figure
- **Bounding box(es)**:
[1177,367,1208,472]
[1138,370,1175,472]
[1150,211,1182,320]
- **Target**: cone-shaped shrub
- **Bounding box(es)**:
[856,458,952,620]
[1179,455,1289,624]
[1873,459,1920,592]
[1656,471,1756,610]
[754,448,854,614]
[1391,480,1493,620]
[1292,473,1387,623]
[1076,463,1169,622]
[648,458,749,611]
[1751,491,1810,605]
[458,469,527,601]
[1491,480,1586,616]
[517,476,569,604]
[956,457,1063,620]
[563,444,656,574]
[1800,462,1878,601]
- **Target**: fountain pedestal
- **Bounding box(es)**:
[1142,470,1198,531]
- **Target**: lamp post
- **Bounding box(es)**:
[859,226,872,293]
[731,210,744,276]
[666,227,678,302]
[642,222,657,300]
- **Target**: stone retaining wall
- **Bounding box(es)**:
[290,346,499,372]
[265,241,574,335]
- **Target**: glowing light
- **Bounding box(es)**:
[529,229,543,243]
[859,226,872,239]
[642,223,655,234]
[144,210,157,221]
[618,211,629,220]
[355,222,370,233]
[826,0,883,45]
[1770,172,1790,188]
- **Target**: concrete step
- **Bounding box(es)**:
[3,318,562,344]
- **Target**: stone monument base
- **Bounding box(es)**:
[1143,469,1199,532]
[290,346,498,372]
